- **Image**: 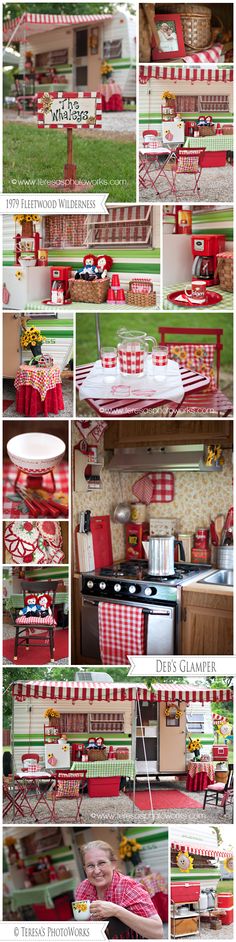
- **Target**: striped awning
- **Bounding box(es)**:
[171,842,232,859]
[12,681,136,702]
[139,685,233,703]
[139,65,233,84]
[3,12,112,42]
[12,682,233,703]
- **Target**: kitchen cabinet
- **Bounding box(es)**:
[180,586,233,655]
[3,266,50,311]
[104,420,233,449]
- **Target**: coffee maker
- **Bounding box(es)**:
[191,234,225,286]
[50,265,72,303]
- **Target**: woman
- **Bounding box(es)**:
[76,840,163,939]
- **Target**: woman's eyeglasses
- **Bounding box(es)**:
[85,861,109,872]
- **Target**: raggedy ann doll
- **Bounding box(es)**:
[74,254,98,280]
[37,593,53,618]
[19,594,40,618]
[96,255,113,279]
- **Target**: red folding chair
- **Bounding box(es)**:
[159,326,233,416]
[170,147,206,196]
[51,771,86,822]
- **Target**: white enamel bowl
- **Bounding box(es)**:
[7,433,66,473]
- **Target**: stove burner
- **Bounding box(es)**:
[100,562,190,583]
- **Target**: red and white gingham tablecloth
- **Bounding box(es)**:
[98,601,145,664]
[3,460,68,518]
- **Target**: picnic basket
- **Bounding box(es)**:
[69,278,109,304]
[85,748,107,761]
[198,126,215,137]
[126,278,156,307]
[216,253,233,292]
[175,4,211,51]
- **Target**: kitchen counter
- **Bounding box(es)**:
[182,575,233,596]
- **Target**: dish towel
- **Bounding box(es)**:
[98,601,145,664]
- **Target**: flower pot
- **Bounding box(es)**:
[30,343,42,357]
[130,852,141,866]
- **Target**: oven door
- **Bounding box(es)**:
[81,595,175,660]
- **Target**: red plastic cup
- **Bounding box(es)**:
[116,288,126,303]
[107,287,116,302]
[111,273,120,287]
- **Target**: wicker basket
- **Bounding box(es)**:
[198,126,215,137]
[222,125,233,134]
[126,289,156,307]
[176,4,211,51]
[69,277,109,304]
[86,748,107,761]
[216,253,233,292]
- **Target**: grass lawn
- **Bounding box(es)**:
[76,311,233,370]
[3,123,136,201]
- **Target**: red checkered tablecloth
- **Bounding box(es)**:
[98,601,145,664]
[76,363,210,416]
[3,460,68,518]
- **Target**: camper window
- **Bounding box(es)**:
[76,66,88,87]
[35,49,68,67]
[200,95,229,113]
[103,39,122,59]
[89,712,124,732]
[166,716,180,728]
[76,29,88,58]
[60,713,88,734]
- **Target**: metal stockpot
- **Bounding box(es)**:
[142,535,185,576]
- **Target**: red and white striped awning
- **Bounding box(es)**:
[171,842,232,859]
[139,685,233,703]
[12,681,136,702]
[3,12,112,42]
[139,65,233,84]
[12,682,233,703]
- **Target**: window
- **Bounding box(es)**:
[76,66,88,88]
[176,95,198,112]
[35,49,68,67]
[103,39,122,59]
[89,712,124,732]
[60,713,88,734]
[76,29,88,58]
[199,94,229,113]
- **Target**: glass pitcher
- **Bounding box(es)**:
[117,330,157,376]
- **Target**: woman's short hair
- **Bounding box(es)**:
[80,841,117,866]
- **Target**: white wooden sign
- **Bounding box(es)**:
[38,91,102,129]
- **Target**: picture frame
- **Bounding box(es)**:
[152,13,186,61]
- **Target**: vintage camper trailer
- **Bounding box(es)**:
[11,680,232,780]
[171,826,233,937]
[3,10,136,102]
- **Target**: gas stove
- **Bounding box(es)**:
[82,560,212,603]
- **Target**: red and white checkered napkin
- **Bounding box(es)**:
[183,43,223,63]
[98,601,145,664]
[132,472,174,505]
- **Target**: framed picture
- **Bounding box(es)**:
[152,13,185,61]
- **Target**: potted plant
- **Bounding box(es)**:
[14,214,41,238]
[119,836,142,873]
[187,737,201,760]
[21,324,47,359]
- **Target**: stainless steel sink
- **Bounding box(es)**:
[200,569,234,587]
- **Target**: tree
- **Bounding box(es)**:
[3,3,136,22]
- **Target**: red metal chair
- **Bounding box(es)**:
[159,326,233,416]
[169,147,206,196]
[51,771,86,822]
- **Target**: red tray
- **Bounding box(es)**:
[167,290,223,308]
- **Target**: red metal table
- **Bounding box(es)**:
[14,364,64,416]
[139,146,178,196]
[15,771,54,820]
[76,363,210,417]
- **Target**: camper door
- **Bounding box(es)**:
[74,28,101,93]
[159,702,186,773]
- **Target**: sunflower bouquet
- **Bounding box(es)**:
[14,215,41,224]
[119,836,142,865]
[21,326,47,350]
[188,737,201,760]
[44,708,60,719]
[101,60,113,78]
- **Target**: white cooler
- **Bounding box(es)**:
[45,742,70,770]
